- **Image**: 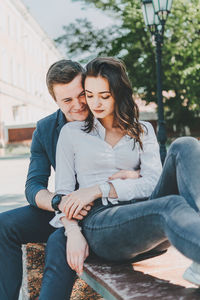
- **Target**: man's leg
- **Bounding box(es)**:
[151,137,200,211]
[82,195,200,264]
[0,205,55,300]
[39,228,76,300]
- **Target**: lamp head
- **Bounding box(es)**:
[152,0,173,21]
[142,0,160,33]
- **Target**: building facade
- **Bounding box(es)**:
[0,0,62,145]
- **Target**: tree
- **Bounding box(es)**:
[55,0,200,135]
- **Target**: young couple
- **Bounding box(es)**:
[0,57,200,300]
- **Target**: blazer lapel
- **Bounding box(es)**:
[56,110,67,135]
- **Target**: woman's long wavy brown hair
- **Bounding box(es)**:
[84,57,145,149]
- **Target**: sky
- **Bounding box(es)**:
[22,0,113,40]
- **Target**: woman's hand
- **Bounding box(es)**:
[64,186,101,220]
[108,169,141,180]
[67,230,89,276]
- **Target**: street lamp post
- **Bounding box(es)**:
[142,0,173,164]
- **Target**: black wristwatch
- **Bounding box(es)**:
[51,194,64,213]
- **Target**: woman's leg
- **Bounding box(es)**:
[82,195,200,264]
[39,228,76,300]
[151,137,200,211]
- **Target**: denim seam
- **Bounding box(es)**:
[83,212,162,231]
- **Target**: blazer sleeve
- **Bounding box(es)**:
[55,125,76,195]
[109,122,162,201]
[25,126,51,207]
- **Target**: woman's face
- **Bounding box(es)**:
[85,76,115,121]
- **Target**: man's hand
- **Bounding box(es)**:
[67,230,89,275]
[108,169,141,180]
[59,195,94,220]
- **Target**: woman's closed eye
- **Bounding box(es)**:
[86,94,93,98]
[101,95,110,100]
[86,94,110,100]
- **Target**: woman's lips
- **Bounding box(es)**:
[93,110,104,113]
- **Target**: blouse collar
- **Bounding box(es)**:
[92,118,131,144]
[93,118,106,140]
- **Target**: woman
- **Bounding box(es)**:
[49,57,200,298]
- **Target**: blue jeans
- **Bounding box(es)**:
[0,137,199,300]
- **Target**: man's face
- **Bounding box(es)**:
[53,75,89,122]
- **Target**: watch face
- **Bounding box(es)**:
[52,194,62,211]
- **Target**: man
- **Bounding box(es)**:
[0,60,91,300]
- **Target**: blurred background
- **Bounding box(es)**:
[0,0,199,158]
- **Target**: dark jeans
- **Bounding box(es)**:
[0,137,199,300]
[0,207,76,300]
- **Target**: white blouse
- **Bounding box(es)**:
[50,118,162,227]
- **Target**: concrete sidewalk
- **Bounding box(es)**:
[0,157,29,212]
[0,157,55,213]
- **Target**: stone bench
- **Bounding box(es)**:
[22,243,200,300]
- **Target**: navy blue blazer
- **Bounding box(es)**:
[25,109,66,206]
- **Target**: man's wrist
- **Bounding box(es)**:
[58,195,68,213]
[51,194,65,212]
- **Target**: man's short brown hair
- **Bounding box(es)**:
[46,59,85,99]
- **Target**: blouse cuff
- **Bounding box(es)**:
[109,178,134,201]
[49,212,65,228]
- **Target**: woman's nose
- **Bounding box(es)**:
[93,97,101,108]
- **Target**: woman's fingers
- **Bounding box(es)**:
[68,202,79,219]
[108,170,126,180]
[73,204,84,219]
[85,244,89,259]
[109,169,141,180]
[64,197,77,218]
[79,209,88,216]
[77,255,84,275]
[68,251,84,275]
[73,214,84,220]
[67,249,75,271]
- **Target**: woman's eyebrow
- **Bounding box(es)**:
[99,91,110,94]
[85,89,110,94]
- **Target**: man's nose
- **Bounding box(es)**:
[73,97,84,109]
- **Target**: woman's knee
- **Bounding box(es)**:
[168,136,199,156]
[163,194,186,210]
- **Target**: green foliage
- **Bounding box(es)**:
[55,0,200,135]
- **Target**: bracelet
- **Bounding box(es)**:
[64,224,82,237]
